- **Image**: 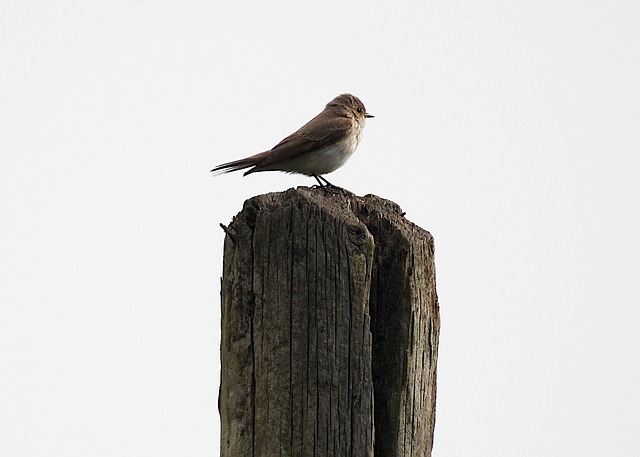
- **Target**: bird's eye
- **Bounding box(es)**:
[356,107,362,113]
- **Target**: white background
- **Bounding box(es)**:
[2,1,639,456]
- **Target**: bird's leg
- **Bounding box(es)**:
[319,175,334,187]
[312,175,348,195]
[313,175,335,187]
[312,175,327,187]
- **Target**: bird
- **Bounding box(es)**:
[210,93,373,187]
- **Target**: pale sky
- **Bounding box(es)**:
[2,1,639,456]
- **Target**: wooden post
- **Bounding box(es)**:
[219,187,439,457]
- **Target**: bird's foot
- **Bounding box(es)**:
[311,176,352,196]
[312,175,333,187]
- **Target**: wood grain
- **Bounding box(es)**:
[219,187,439,457]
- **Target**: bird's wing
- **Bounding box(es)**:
[255,112,352,168]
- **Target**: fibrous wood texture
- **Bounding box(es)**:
[219,187,439,457]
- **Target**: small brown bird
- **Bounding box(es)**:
[211,93,373,187]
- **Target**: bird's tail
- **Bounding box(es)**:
[210,151,269,176]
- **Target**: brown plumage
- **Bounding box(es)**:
[211,94,373,186]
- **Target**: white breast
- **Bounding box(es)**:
[278,131,362,176]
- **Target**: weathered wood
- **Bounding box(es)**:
[354,196,439,456]
[219,187,439,457]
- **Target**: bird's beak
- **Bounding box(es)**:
[365,113,374,118]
